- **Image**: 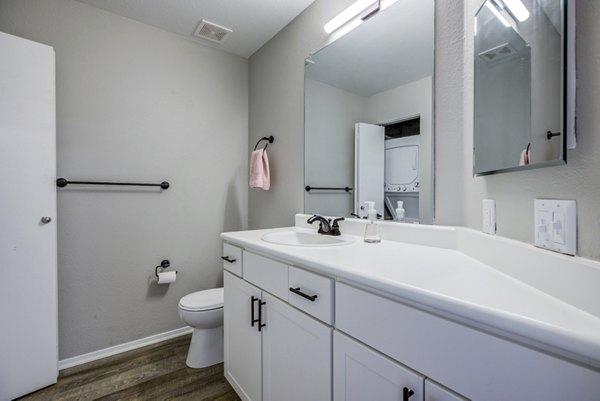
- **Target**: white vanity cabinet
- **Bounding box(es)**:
[224,271,262,401]
[222,243,243,276]
[223,247,332,401]
[333,331,424,401]
[335,282,600,401]
[262,292,331,401]
[222,225,600,401]
[424,380,468,401]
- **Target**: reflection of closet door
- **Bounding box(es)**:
[0,32,57,400]
[354,122,384,217]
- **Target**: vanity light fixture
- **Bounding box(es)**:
[324,0,399,34]
[486,1,511,27]
[324,0,379,34]
[502,0,530,21]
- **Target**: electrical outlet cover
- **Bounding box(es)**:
[534,199,576,255]
[482,199,496,235]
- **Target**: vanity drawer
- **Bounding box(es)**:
[222,243,242,276]
[243,251,288,301]
[288,266,333,324]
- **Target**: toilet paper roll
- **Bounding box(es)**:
[157,271,177,284]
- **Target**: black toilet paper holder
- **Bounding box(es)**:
[155,259,178,277]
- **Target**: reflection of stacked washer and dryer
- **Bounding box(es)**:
[354,119,421,223]
[384,134,420,222]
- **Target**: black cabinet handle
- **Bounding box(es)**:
[221,256,236,263]
[403,387,414,401]
[289,287,318,302]
[258,300,266,332]
[251,296,259,327]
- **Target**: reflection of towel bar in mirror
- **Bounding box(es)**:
[547,131,561,140]
[254,136,274,151]
[305,186,352,193]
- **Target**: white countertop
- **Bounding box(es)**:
[221,223,600,369]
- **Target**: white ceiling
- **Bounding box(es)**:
[75,0,316,58]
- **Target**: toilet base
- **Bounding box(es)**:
[186,326,224,369]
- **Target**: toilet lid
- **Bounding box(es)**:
[179,288,224,311]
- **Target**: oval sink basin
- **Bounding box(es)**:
[261,230,355,247]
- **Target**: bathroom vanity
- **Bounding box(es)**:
[221,216,600,401]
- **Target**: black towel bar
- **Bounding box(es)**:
[56,178,170,189]
[305,186,352,192]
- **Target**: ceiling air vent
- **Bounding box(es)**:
[193,19,232,44]
[478,42,517,64]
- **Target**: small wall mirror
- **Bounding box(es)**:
[474,0,568,175]
[304,0,434,223]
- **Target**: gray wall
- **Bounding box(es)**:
[0,0,248,358]
[462,0,600,260]
[249,0,600,261]
[248,0,360,229]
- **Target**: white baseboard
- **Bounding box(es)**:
[58,326,193,370]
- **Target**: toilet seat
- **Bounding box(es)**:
[179,288,224,312]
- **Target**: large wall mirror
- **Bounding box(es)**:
[474,0,568,175]
[304,0,434,224]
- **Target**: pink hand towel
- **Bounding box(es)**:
[250,149,270,190]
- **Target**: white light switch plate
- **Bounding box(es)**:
[534,199,576,255]
[482,199,496,235]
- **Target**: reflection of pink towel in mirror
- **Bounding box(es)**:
[250,149,270,190]
[519,147,530,166]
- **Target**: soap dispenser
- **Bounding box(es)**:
[363,201,381,243]
[395,201,405,222]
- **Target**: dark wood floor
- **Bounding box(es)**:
[17,335,241,401]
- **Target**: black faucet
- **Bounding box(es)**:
[307,215,345,236]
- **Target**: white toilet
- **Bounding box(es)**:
[178,288,224,368]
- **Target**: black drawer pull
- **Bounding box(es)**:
[403,387,414,401]
[251,296,259,327]
[258,300,266,332]
[289,287,318,302]
[221,256,236,263]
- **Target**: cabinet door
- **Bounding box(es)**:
[425,380,469,401]
[334,331,424,401]
[224,272,262,401]
[262,292,332,401]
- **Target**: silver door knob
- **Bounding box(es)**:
[41,216,52,224]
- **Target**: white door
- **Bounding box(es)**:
[0,32,57,400]
[425,379,469,401]
[262,292,332,401]
[333,331,424,401]
[354,123,384,218]
[224,272,262,401]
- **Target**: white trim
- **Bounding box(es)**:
[58,326,193,370]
